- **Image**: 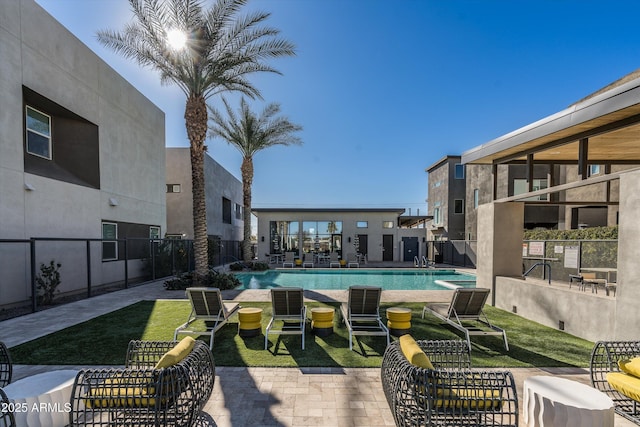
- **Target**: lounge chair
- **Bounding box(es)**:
[282,251,295,268]
[174,287,240,349]
[265,288,307,350]
[0,341,12,387]
[329,252,341,268]
[340,285,390,351]
[347,254,359,268]
[303,252,314,268]
[422,288,508,351]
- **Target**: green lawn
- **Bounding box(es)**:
[10,300,594,368]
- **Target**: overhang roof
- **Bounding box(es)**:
[461,71,640,165]
[252,207,406,214]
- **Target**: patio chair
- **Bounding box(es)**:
[0,342,11,388]
[174,287,240,349]
[340,285,389,351]
[282,251,295,268]
[265,288,307,350]
[302,252,314,268]
[347,254,359,268]
[422,288,508,351]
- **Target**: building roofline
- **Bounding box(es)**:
[425,155,461,172]
[252,207,406,214]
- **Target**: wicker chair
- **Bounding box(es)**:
[381,339,518,427]
[0,388,15,427]
[69,339,215,427]
[0,342,12,388]
[591,340,640,424]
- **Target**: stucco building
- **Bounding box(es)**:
[0,0,166,307]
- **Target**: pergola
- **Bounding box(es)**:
[459,70,640,341]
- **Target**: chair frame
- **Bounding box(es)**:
[422,288,508,351]
[591,340,640,424]
[0,342,12,388]
[381,339,518,427]
[340,285,389,351]
[174,287,240,349]
[265,288,307,350]
[329,252,341,268]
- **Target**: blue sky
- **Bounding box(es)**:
[36,0,640,215]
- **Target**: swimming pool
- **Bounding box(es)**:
[233,269,476,291]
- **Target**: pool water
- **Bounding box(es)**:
[233,269,476,291]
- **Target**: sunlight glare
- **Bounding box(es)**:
[166,28,187,50]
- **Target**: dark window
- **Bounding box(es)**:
[102,222,117,261]
[166,184,181,193]
[222,197,232,224]
[454,163,465,179]
[235,203,242,220]
[23,87,100,189]
[454,199,464,214]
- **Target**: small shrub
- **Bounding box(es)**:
[36,260,62,305]
[250,262,269,271]
[229,262,245,271]
[164,269,241,291]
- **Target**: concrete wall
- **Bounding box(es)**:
[0,0,165,306]
[493,276,616,341]
[613,168,640,339]
[165,147,243,241]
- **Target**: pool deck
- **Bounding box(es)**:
[2,270,634,427]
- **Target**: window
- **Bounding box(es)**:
[166,184,181,193]
[473,189,479,209]
[235,203,243,220]
[589,165,601,176]
[382,221,394,229]
[514,179,548,201]
[433,208,441,225]
[149,226,160,239]
[454,163,465,179]
[454,199,464,214]
[356,221,368,228]
[102,222,118,261]
[26,106,52,159]
[222,197,232,224]
[433,181,441,188]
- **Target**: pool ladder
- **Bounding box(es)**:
[414,256,431,268]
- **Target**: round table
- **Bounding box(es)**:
[386,307,412,336]
[310,307,334,337]
[238,307,263,337]
[523,376,614,427]
[3,369,78,427]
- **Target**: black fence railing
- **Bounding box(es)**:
[0,237,241,318]
[426,240,477,268]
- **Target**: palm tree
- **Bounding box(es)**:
[97,0,295,283]
[209,97,302,262]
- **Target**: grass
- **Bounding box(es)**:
[9,300,594,368]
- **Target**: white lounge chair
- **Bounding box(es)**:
[282,251,295,268]
[265,288,307,350]
[340,285,389,351]
[421,288,508,351]
[174,287,240,349]
[302,252,314,268]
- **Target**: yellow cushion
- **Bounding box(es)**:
[399,335,434,369]
[607,372,640,401]
[618,358,640,378]
[154,336,195,369]
[85,378,157,408]
[435,388,502,409]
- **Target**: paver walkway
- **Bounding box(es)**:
[3,278,634,426]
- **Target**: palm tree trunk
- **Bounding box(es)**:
[185,94,209,284]
[241,157,254,263]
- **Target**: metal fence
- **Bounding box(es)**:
[427,240,478,268]
[0,237,241,317]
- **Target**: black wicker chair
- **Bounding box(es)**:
[0,388,15,427]
[381,339,518,427]
[0,342,12,388]
[69,339,215,427]
[591,340,640,424]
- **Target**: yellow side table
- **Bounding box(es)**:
[311,307,334,337]
[386,307,412,337]
[238,307,263,337]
